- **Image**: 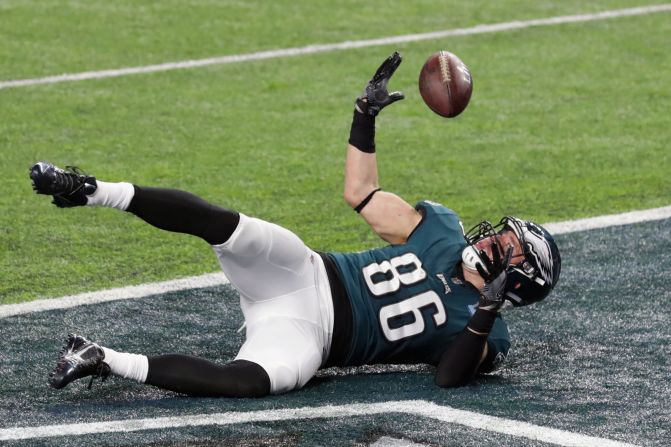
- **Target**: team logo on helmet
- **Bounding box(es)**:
[521,222,555,287]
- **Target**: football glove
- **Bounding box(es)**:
[356,51,405,116]
[476,243,513,312]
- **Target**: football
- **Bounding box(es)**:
[418,51,473,118]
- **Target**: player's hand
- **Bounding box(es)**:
[476,243,513,312]
[356,51,405,116]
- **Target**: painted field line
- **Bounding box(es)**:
[1,205,670,319]
[0,400,638,446]
[0,272,230,319]
[542,205,671,235]
[1,4,670,90]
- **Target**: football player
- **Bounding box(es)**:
[30,52,561,397]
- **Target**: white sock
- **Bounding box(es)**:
[102,347,149,383]
[86,181,135,210]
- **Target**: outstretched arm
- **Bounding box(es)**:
[343,52,422,245]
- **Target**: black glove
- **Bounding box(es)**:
[356,52,405,116]
[475,243,513,312]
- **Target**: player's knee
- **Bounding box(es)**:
[266,353,321,394]
[223,215,267,257]
[267,363,301,394]
[202,205,240,245]
[223,359,272,397]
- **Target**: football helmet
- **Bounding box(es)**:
[463,216,561,306]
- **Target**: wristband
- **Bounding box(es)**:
[348,102,376,153]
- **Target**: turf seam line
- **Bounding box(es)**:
[1,4,670,90]
[0,400,639,446]
[0,205,669,318]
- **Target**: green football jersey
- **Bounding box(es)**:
[329,200,510,366]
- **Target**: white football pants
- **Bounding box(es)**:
[211,213,334,394]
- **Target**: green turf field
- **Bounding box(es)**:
[1,220,669,445]
[1,1,669,304]
[1,2,671,445]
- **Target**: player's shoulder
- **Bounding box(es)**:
[415,200,459,217]
[408,200,465,243]
[414,200,462,228]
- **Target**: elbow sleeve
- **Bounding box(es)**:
[435,329,489,388]
[434,309,498,388]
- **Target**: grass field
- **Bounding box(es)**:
[2,1,670,304]
[1,2,671,446]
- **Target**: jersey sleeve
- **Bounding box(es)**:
[408,201,465,246]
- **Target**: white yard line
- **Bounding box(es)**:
[1,4,670,90]
[0,400,639,446]
[541,205,671,235]
[0,272,230,319]
[1,205,669,319]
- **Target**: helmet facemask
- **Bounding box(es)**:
[463,217,561,306]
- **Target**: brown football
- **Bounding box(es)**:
[419,51,473,118]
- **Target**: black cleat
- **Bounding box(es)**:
[30,161,97,208]
[49,334,110,390]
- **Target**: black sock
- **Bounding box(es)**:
[126,185,240,245]
[145,355,270,397]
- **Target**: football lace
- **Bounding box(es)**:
[438,51,452,85]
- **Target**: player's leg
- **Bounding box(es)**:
[144,354,269,397]
[213,213,315,301]
[35,162,331,395]
[210,219,334,393]
[49,334,271,397]
[125,185,239,245]
[29,161,239,245]
[105,316,328,396]
[29,161,317,276]
[235,317,326,394]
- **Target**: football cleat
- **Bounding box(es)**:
[49,334,110,390]
[30,161,97,208]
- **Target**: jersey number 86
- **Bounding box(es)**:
[362,253,446,342]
